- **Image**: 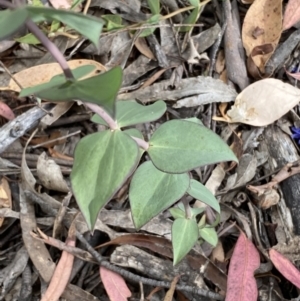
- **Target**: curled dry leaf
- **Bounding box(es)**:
[283,0,300,30]
[37,152,69,193]
[0,178,12,228]
[0,59,106,92]
[215,79,300,126]
[225,232,260,301]
[269,248,300,288]
[242,0,282,73]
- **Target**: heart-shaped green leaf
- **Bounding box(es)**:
[187,179,220,213]
[123,128,144,140]
[180,7,200,32]
[147,0,160,14]
[148,120,237,173]
[199,227,218,246]
[172,218,199,265]
[0,8,28,40]
[22,66,122,117]
[26,7,103,48]
[20,65,96,97]
[129,161,190,229]
[91,100,166,128]
[71,130,139,230]
[102,14,124,31]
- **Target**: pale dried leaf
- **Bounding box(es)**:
[283,0,300,30]
[163,275,180,301]
[37,152,69,193]
[134,37,155,60]
[242,0,282,72]
[225,79,300,126]
[234,154,257,187]
[100,267,132,301]
[49,0,72,9]
[0,178,11,228]
[41,103,73,126]
[205,164,226,195]
[1,59,106,92]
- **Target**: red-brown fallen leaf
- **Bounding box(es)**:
[41,228,76,301]
[283,0,300,30]
[100,267,132,301]
[269,249,300,288]
[163,275,180,301]
[0,101,15,120]
[285,69,300,80]
[225,232,260,301]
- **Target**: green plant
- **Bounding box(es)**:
[0,0,237,265]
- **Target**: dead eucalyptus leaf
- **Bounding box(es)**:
[0,178,12,227]
[220,79,300,127]
[283,0,300,30]
[242,0,282,73]
[0,59,106,92]
[37,152,69,193]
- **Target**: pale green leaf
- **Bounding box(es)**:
[184,117,203,125]
[15,33,40,45]
[187,180,220,213]
[129,161,190,229]
[188,0,199,6]
[0,9,28,40]
[102,14,124,31]
[71,130,139,230]
[169,207,185,219]
[21,66,122,117]
[123,128,144,140]
[190,207,205,217]
[91,100,166,128]
[148,120,237,173]
[139,14,160,37]
[172,218,199,265]
[180,7,200,32]
[26,7,103,48]
[199,227,218,246]
[147,0,160,15]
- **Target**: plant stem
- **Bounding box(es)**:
[131,136,149,150]
[182,197,192,219]
[85,102,118,130]
[0,0,14,8]
[25,19,74,81]
[85,103,149,149]
[0,0,74,81]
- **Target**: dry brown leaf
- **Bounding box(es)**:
[283,0,300,30]
[242,0,282,73]
[214,79,300,126]
[37,152,69,193]
[0,178,12,227]
[134,37,156,60]
[1,59,106,92]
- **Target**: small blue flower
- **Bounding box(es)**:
[291,127,300,144]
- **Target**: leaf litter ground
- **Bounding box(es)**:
[2,0,300,300]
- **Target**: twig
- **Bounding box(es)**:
[76,231,224,300]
